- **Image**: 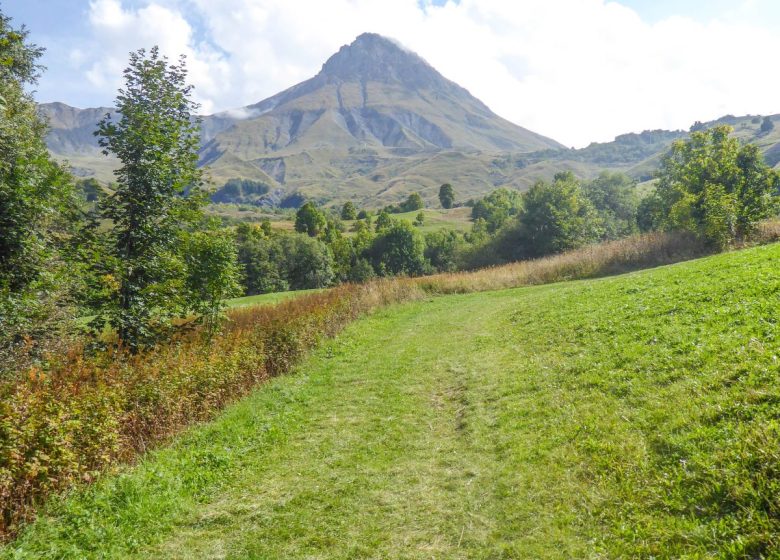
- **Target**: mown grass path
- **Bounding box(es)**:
[6,244,780,558]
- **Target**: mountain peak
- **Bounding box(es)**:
[318,33,443,89]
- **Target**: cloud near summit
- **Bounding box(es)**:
[79,0,780,147]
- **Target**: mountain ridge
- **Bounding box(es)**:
[38,33,780,207]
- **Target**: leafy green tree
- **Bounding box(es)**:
[365,220,427,276]
[582,172,639,239]
[236,222,266,242]
[761,116,775,134]
[375,210,394,232]
[328,235,355,282]
[341,201,357,220]
[414,211,425,226]
[424,230,463,272]
[439,183,455,209]
[637,192,665,232]
[91,47,212,349]
[348,258,375,283]
[400,192,424,212]
[0,12,75,371]
[237,231,335,294]
[183,226,241,333]
[294,201,327,237]
[513,172,602,258]
[236,233,288,294]
[352,220,375,254]
[471,188,523,233]
[350,217,369,233]
[278,234,335,289]
[655,125,778,246]
[467,217,490,244]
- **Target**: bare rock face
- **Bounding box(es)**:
[40,33,565,203]
[320,33,451,89]
[39,102,112,156]
[223,32,561,156]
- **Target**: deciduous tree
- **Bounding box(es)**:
[655,125,778,246]
[366,220,427,276]
[92,47,229,348]
[0,12,75,371]
[341,201,357,220]
[438,183,455,209]
[513,172,602,258]
[295,201,327,237]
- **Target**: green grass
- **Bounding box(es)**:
[388,207,473,233]
[5,243,780,558]
[268,207,474,236]
[225,288,324,309]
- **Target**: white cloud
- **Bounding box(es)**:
[80,0,230,113]
[70,0,780,147]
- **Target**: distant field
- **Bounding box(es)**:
[269,207,473,235]
[385,207,473,232]
[226,289,324,308]
[205,204,294,225]
[8,243,780,557]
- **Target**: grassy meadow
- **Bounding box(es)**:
[384,207,473,232]
[262,206,475,236]
[225,288,324,308]
[5,241,780,558]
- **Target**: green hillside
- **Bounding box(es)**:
[6,243,780,558]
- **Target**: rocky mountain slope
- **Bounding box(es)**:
[39,34,780,207]
[40,33,564,204]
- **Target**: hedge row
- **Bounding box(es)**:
[0,281,422,538]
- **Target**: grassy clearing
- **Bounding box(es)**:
[6,242,780,558]
[387,207,473,232]
[225,288,324,308]
[268,207,473,236]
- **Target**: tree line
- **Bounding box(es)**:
[240,125,779,297]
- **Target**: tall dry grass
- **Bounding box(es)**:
[0,227,773,540]
[413,231,709,294]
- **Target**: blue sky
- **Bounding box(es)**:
[4,0,780,146]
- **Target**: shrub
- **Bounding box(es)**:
[0,282,424,538]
